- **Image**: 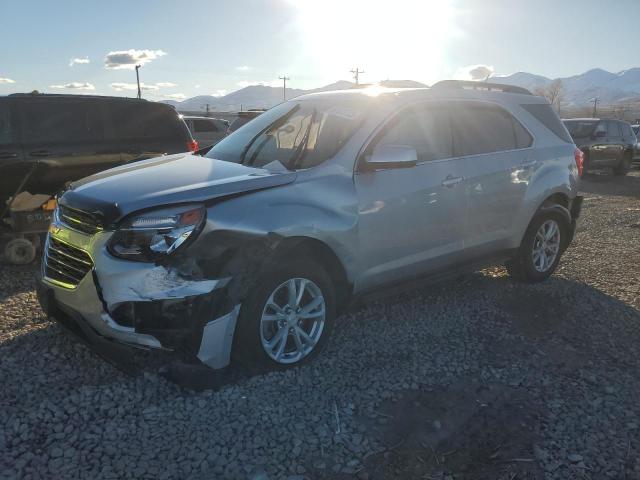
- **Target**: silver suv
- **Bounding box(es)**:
[37,81,583,371]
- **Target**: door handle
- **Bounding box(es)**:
[29,150,54,157]
[0,152,18,159]
[441,175,463,187]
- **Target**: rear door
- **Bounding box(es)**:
[606,121,623,164]
[354,102,468,290]
[449,101,533,256]
[110,102,189,163]
[591,121,609,164]
[0,98,26,203]
[18,97,115,196]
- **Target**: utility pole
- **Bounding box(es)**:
[135,65,142,99]
[350,67,364,86]
[205,104,210,117]
[279,75,290,101]
[592,97,599,118]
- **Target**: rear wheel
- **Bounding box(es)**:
[4,238,37,265]
[613,151,632,176]
[233,258,336,370]
[506,210,567,283]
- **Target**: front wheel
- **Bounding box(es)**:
[506,211,567,283]
[233,259,336,369]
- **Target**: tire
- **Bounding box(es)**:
[4,238,37,265]
[233,258,336,370]
[506,210,567,283]
[613,152,632,176]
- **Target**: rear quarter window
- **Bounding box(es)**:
[111,102,187,139]
[521,103,572,143]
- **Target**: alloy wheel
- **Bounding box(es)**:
[259,277,326,364]
[532,219,561,273]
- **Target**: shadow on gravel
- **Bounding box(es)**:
[355,384,545,480]
[579,170,640,198]
[0,263,38,302]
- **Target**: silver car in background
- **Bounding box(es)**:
[37,81,583,371]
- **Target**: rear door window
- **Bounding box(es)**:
[607,121,621,138]
[0,102,12,145]
[375,104,453,162]
[450,102,525,157]
[111,103,184,139]
[21,100,104,143]
[193,119,218,133]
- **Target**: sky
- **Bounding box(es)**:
[1,0,639,101]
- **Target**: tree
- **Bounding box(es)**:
[533,79,564,113]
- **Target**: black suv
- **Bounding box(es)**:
[0,93,197,206]
[563,118,635,176]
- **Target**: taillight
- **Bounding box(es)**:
[187,140,199,152]
[574,148,584,177]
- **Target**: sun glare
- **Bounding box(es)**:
[289,0,457,85]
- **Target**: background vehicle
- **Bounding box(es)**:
[182,116,228,148]
[631,124,640,165]
[563,118,635,175]
[38,82,582,373]
[226,109,265,135]
[0,93,197,264]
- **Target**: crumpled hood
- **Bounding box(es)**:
[60,153,296,225]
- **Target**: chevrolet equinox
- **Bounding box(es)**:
[37,81,583,370]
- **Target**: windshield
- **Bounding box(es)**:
[563,120,598,138]
[207,100,367,170]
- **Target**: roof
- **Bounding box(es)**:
[6,92,150,102]
[182,115,228,121]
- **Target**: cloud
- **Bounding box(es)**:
[50,82,95,91]
[155,82,177,87]
[195,84,201,89]
[237,80,280,88]
[235,66,251,71]
[211,89,228,97]
[104,49,166,70]
[69,57,90,67]
[454,64,494,81]
[0,77,16,84]
[110,82,159,92]
[165,93,186,100]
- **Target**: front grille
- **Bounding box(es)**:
[58,205,102,235]
[44,237,94,287]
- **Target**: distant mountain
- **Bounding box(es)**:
[164,79,430,113]
[164,69,640,113]
[496,68,640,105]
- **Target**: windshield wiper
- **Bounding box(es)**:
[289,109,316,170]
[239,105,300,166]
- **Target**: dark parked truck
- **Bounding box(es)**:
[562,118,635,176]
[0,93,197,263]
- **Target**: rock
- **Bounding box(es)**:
[568,453,584,463]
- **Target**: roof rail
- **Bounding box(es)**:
[431,80,533,95]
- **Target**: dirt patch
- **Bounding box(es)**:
[359,384,545,480]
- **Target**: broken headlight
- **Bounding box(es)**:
[108,205,206,261]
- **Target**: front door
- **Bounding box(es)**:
[354,102,467,291]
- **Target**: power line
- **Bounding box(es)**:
[350,67,364,86]
[279,75,290,101]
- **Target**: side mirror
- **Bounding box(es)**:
[363,144,418,171]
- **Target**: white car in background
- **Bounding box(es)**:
[182,116,229,148]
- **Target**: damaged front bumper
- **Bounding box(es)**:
[36,224,240,369]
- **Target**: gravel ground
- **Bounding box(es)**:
[1,171,639,480]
